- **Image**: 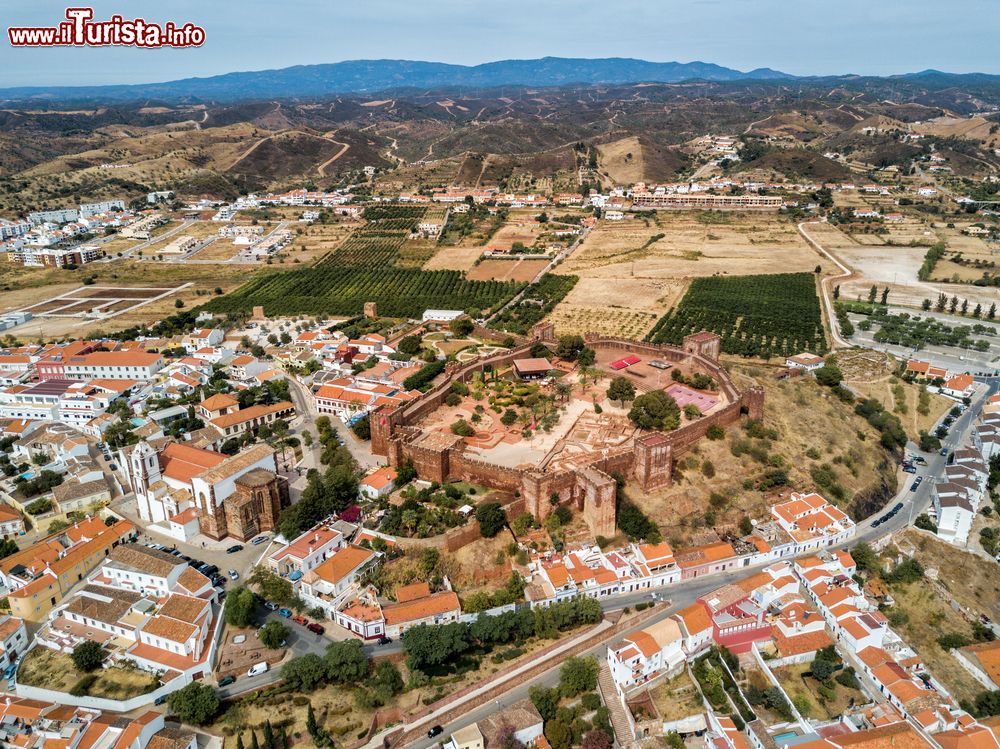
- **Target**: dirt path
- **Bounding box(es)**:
[798,220,855,349]
[316,131,351,176]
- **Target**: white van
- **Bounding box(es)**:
[247,662,268,677]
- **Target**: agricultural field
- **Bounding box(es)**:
[422,244,485,272]
[289,221,357,263]
[549,304,659,339]
[487,211,549,251]
[647,273,827,358]
[489,273,578,335]
[317,205,425,267]
[202,265,523,318]
[466,258,549,282]
[560,212,819,277]
[438,205,508,246]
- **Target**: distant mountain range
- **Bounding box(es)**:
[0,57,996,103]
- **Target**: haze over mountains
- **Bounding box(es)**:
[1,56,995,104]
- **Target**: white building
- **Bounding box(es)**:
[607,618,685,692]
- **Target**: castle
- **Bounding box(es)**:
[370,329,763,539]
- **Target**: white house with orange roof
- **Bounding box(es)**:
[0,501,25,540]
[631,542,681,586]
[0,613,28,669]
[942,374,976,400]
[314,376,420,422]
[227,354,271,382]
[268,523,346,578]
[672,602,714,656]
[359,466,397,500]
[770,492,855,551]
[299,545,379,615]
[607,617,685,692]
[181,328,224,353]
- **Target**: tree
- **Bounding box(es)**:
[815,364,843,387]
[250,732,260,749]
[263,721,275,749]
[546,719,572,749]
[71,640,105,672]
[607,377,636,405]
[578,347,596,367]
[166,682,220,725]
[833,285,840,300]
[0,538,18,560]
[810,656,837,681]
[224,587,256,627]
[559,656,598,697]
[501,409,518,426]
[529,684,561,722]
[582,730,613,749]
[880,287,889,305]
[921,298,931,311]
[402,622,469,671]
[739,515,754,536]
[476,502,507,538]
[555,335,585,361]
[868,285,878,304]
[628,391,680,431]
[851,542,879,573]
[248,567,296,606]
[324,639,370,684]
[398,335,422,355]
[989,303,997,320]
[259,620,289,649]
[450,317,475,337]
[281,653,327,692]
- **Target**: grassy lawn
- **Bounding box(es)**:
[18,647,159,699]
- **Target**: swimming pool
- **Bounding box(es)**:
[130,417,145,427]
[774,732,798,742]
[19,471,34,480]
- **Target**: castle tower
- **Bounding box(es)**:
[577,467,617,539]
[682,331,721,362]
[634,432,673,492]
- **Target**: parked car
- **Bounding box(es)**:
[914,457,928,465]
[187,558,203,568]
[940,448,950,456]
[377,636,392,645]
[247,662,268,677]
[226,545,244,554]
[154,694,168,705]
[893,502,904,513]
[427,726,443,739]
[3,664,16,681]
[910,477,923,491]
[902,465,917,474]
[211,575,226,587]
[218,675,236,687]
[292,614,309,626]
[307,622,326,635]
[278,608,292,618]
[264,601,278,611]
[250,535,270,546]
[228,569,239,580]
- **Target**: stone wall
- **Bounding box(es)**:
[445,520,482,553]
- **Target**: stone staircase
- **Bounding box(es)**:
[598,658,635,749]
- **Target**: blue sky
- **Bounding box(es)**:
[2,0,998,87]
